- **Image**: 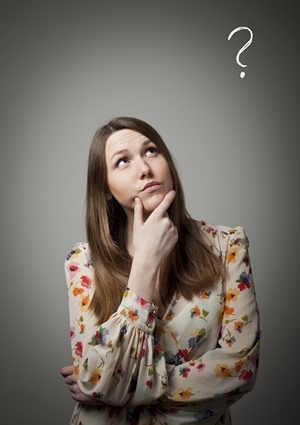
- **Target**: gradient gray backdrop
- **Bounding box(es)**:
[1,1,299,424]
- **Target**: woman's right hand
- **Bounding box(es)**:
[128,190,178,301]
[133,190,178,265]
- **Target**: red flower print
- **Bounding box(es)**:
[92,391,103,399]
[155,344,163,353]
[67,262,81,279]
[236,272,251,291]
[196,361,206,372]
[179,367,190,377]
[137,296,148,307]
[70,327,76,339]
[75,341,83,357]
[80,275,92,288]
[238,369,253,382]
[178,349,189,361]
[146,379,153,389]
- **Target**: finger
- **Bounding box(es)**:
[60,365,74,377]
[65,373,77,385]
[133,197,144,229]
[153,190,176,218]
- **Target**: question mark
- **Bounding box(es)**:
[228,27,253,78]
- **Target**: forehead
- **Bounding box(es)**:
[105,129,150,161]
[106,129,147,151]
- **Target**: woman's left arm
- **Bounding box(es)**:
[161,226,261,405]
[60,365,103,404]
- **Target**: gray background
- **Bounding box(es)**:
[1,0,299,424]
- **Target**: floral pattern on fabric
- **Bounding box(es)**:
[65,222,261,424]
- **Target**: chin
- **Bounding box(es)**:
[142,195,165,214]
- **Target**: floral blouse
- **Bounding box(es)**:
[64,221,261,425]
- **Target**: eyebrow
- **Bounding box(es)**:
[109,139,153,162]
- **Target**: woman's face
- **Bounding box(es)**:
[105,129,173,221]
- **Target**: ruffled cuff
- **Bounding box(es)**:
[116,287,158,334]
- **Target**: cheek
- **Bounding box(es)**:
[165,167,174,189]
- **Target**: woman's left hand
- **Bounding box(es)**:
[60,365,103,405]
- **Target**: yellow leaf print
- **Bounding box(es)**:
[74,364,79,380]
[234,359,245,373]
[172,387,194,402]
[215,364,232,378]
[190,306,200,317]
[73,287,84,297]
[79,294,90,312]
[90,367,103,384]
[227,247,239,263]
[224,305,235,317]
[225,288,240,303]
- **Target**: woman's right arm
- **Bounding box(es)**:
[127,190,178,301]
[65,191,178,406]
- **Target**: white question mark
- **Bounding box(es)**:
[228,27,253,78]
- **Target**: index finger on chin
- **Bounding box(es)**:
[155,190,176,217]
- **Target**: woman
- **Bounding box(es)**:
[61,117,261,424]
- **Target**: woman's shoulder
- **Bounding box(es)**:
[195,220,248,249]
[198,220,245,236]
[65,241,93,268]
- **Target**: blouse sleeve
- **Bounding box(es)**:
[65,228,261,410]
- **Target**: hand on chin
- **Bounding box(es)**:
[141,194,165,219]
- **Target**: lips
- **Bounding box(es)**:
[142,181,161,191]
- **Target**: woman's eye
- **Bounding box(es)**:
[116,158,128,168]
[145,147,157,156]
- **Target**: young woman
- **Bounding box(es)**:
[61,117,261,425]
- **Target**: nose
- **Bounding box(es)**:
[137,157,153,179]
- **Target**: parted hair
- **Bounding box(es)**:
[86,117,223,325]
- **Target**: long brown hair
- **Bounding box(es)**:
[86,117,223,325]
